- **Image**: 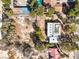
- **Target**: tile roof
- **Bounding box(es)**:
[54,4,63,13]
[48,48,60,59]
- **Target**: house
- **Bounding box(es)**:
[10,0,30,15]
[43,0,75,7]
[47,22,61,43]
[48,48,60,59]
[43,0,75,13]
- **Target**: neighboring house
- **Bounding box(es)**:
[47,22,61,43]
[43,0,75,13]
[48,48,60,59]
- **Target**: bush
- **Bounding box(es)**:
[2,0,10,7]
[35,26,45,41]
[2,0,10,4]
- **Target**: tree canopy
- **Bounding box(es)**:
[67,0,79,16]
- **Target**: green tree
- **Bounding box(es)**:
[67,0,79,16]
[5,9,13,16]
[30,6,44,17]
[2,0,10,7]
[64,23,76,33]
[59,42,78,51]
[2,0,10,4]
[70,23,76,32]
[29,0,36,8]
[35,26,45,41]
[36,6,44,16]
[2,19,16,44]
[47,7,55,17]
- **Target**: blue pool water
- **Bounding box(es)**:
[37,0,42,6]
[20,7,30,14]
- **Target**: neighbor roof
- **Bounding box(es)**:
[54,3,63,13]
[48,48,60,59]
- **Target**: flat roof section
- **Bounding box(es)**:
[49,36,58,43]
[47,23,61,37]
[47,22,61,43]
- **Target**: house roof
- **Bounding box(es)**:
[43,0,57,7]
[54,3,63,13]
[49,36,58,43]
[47,22,61,43]
[47,22,61,37]
[43,0,75,13]
[14,0,28,7]
[48,48,60,59]
[43,0,51,4]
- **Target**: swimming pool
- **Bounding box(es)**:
[37,0,42,6]
[20,7,30,14]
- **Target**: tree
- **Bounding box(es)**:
[4,8,13,17]
[59,41,78,51]
[64,23,76,33]
[2,0,10,4]
[6,9,13,16]
[69,23,77,32]
[29,0,36,8]
[30,6,44,17]
[2,19,16,45]
[67,0,79,16]
[47,7,55,17]
[36,6,44,16]
[35,26,45,41]
[2,0,10,7]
